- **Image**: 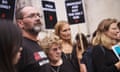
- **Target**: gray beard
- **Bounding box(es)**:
[25,25,42,35]
[33,25,41,32]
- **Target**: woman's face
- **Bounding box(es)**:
[48,44,62,62]
[59,23,71,40]
[117,32,120,40]
[105,23,119,40]
[13,47,22,64]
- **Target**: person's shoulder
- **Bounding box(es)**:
[22,37,32,44]
[92,45,103,50]
[93,45,101,48]
[92,45,106,55]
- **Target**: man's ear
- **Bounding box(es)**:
[16,19,24,29]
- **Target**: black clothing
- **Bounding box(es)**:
[62,45,80,72]
[63,53,72,61]
[81,47,94,72]
[17,37,49,72]
[49,57,77,72]
[92,45,120,72]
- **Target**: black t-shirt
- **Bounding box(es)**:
[48,57,78,72]
[17,37,50,72]
[92,45,120,72]
[62,45,80,72]
[81,47,94,72]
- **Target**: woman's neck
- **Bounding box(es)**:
[62,43,73,54]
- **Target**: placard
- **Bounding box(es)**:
[65,0,85,24]
[112,45,120,60]
[42,1,57,29]
[0,0,16,20]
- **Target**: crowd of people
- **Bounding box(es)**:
[1,5,120,72]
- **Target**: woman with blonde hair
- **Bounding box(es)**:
[40,34,77,72]
[54,21,86,72]
[54,21,73,60]
[92,18,120,72]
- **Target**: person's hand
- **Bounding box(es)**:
[115,61,120,70]
[80,64,87,72]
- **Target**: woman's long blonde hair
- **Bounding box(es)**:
[92,18,118,48]
[54,20,72,45]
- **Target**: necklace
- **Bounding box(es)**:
[50,59,62,72]
[64,53,72,60]
[50,65,60,72]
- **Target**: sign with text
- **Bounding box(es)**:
[42,1,57,29]
[0,0,16,20]
[65,0,85,24]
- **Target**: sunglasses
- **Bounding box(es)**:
[50,47,61,52]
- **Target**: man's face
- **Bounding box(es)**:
[21,7,42,35]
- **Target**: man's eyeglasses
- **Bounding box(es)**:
[23,13,42,19]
